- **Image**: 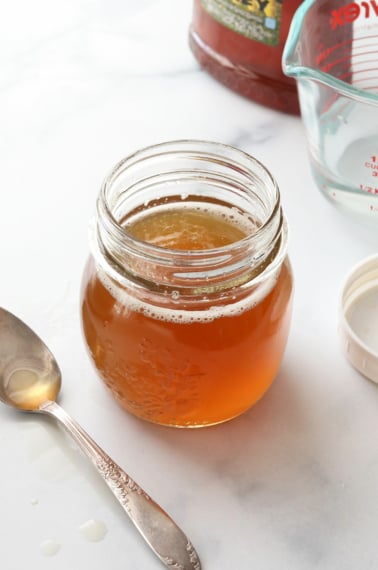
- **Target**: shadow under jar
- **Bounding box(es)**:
[81,141,293,428]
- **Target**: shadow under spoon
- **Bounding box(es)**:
[0,307,201,570]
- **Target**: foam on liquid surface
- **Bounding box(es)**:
[98,203,278,323]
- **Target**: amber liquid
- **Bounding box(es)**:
[81,206,293,427]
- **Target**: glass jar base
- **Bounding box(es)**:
[189,29,300,115]
[106,381,275,429]
[116,402,258,429]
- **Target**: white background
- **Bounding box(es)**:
[1,1,378,569]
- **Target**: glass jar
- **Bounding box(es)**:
[81,140,293,428]
[189,0,302,114]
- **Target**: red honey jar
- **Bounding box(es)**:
[189,0,302,114]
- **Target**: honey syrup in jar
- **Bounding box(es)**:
[81,141,293,427]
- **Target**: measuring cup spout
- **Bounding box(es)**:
[282,0,311,79]
[283,0,378,101]
[282,0,348,89]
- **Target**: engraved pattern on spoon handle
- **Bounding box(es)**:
[39,400,201,570]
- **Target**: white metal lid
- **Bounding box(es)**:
[339,254,378,383]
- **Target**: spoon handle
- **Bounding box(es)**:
[39,400,201,570]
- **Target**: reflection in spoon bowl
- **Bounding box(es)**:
[3,359,61,410]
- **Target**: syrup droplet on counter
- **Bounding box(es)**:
[40,539,61,556]
[79,519,108,542]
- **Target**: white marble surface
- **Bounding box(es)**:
[1,1,378,568]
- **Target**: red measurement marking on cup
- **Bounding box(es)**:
[364,155,378,177]
[316,35,378,74]
[316,39,353,66]
[360,184,378,193]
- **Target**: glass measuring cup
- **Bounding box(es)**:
[283,0,378,215]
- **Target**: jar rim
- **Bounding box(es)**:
[93,139,287,299]
[99,139,281,257]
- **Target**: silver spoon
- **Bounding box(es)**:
[0,307,201,570]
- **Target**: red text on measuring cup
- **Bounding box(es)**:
[330,0,378,29]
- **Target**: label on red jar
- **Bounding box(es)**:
[201,0,283,45]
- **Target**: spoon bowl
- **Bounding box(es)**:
[0,307,201,570]
[0,308,61,410]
